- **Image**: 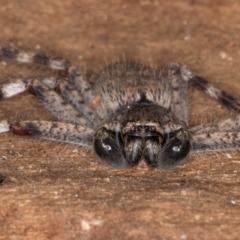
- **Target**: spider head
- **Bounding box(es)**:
[93,104,191,169]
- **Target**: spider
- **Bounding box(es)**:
[0,46,240,171]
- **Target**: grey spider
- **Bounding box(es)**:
[0,46,240,170]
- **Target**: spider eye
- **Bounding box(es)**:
[93,128,127,168]
[158,130,191,169]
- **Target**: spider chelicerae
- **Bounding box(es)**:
[0,46,240,171]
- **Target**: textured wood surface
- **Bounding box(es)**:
[0,1,240,239]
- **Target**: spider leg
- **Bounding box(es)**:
[0,120,9,133]
[0,47,98,117]
[67,66,95,103]
[189,115,240,134]
[55,79,100,126]
[0,77,56,99]
[1,77,87,125]
[0,47,95,99]
[0,120,93,147]
[0,76,99,126]
[176,63,240,112]
[167,63,189,123]
[167,64,240,152]
[0,46,69,70]
[191,131,240,153]
[190,115,240,152]
[0,78,27,99]
[26,79,91,126]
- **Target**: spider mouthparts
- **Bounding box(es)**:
[136,159,149,170]
[10,122,30,136]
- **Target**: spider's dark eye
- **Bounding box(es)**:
[93,128,127,168]
[158,130,191,169]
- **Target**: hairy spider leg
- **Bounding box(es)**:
[190,115,240,134]
[0,47,70,70]
[0,46,97,111]
[0,120,93,147]
[191,131,240,152]
[0,77,90,126]
[167,63,189,123]
[177,62,240,153]
[0,77,100,126]
[0,120,9,133]
[26,79,90,126]
[55,79,100,126]
[175,63,240,113]
[191,76,240,112]
[0,77,55,99]
[189,115,240,152]
[67,66,96,103]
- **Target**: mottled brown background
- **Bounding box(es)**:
[0,0,240,239]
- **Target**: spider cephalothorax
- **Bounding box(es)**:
[0,47,240,172]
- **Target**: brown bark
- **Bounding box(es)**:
[0,1,240,239]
